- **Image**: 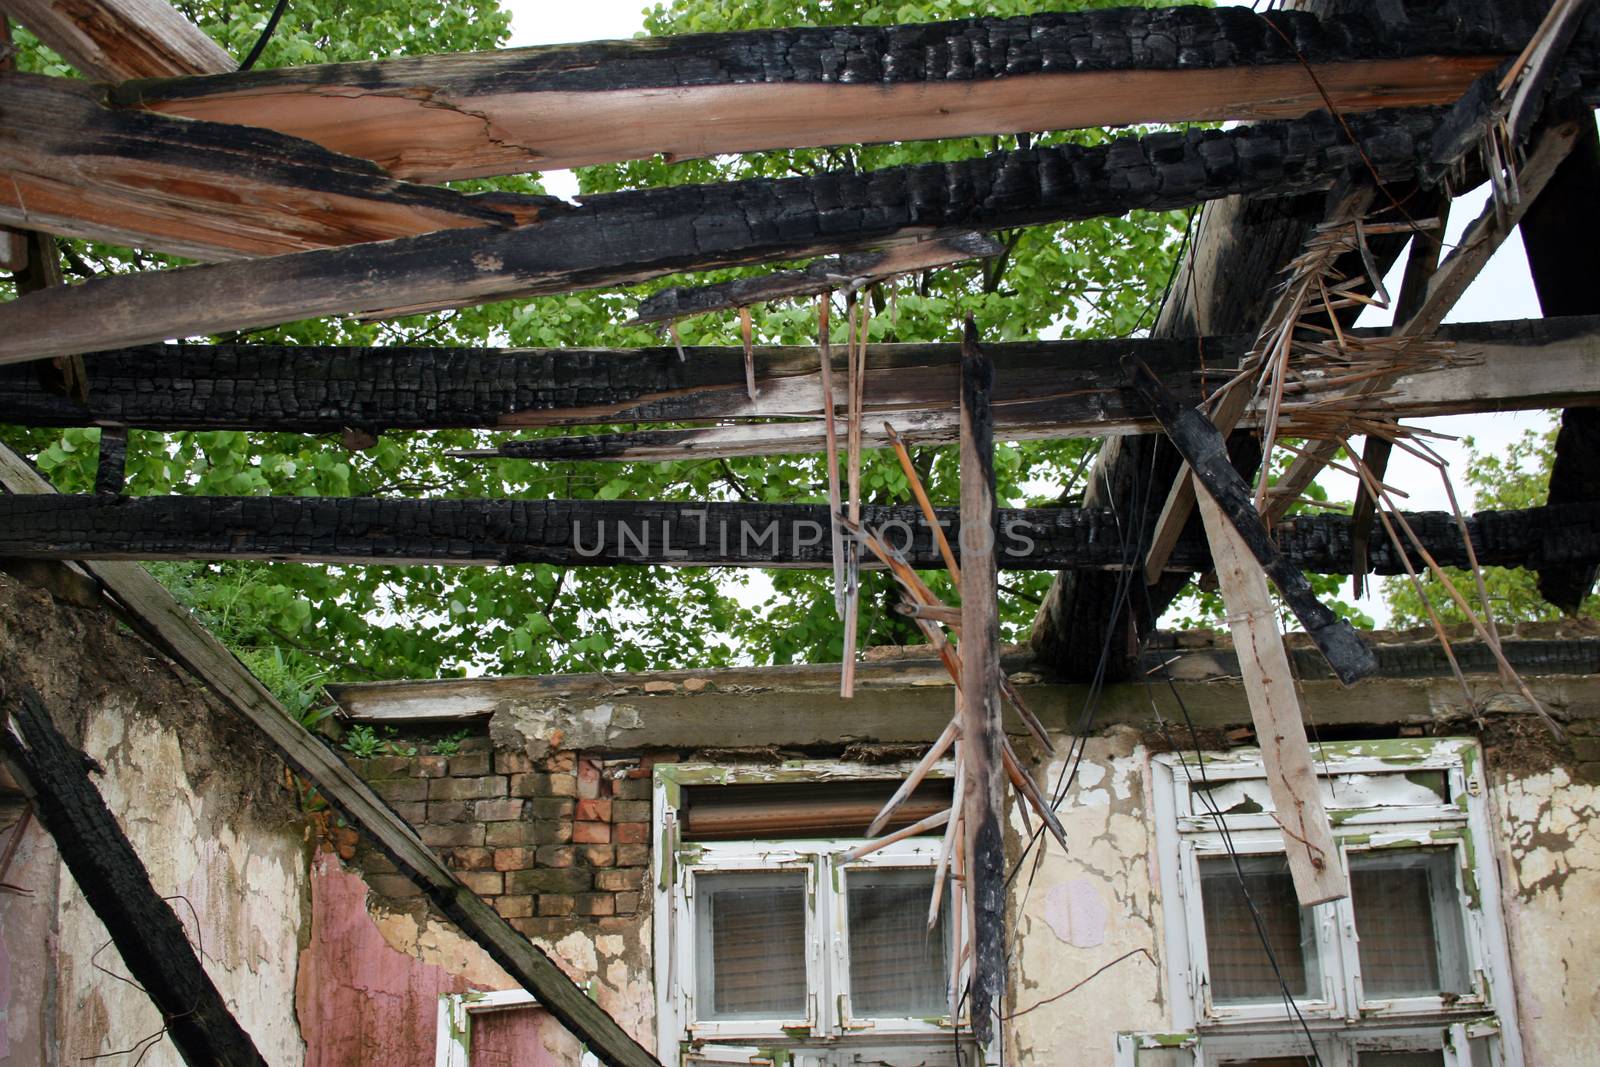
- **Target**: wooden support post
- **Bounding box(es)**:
[1127,357,1377,685]
[0,443,662,1067]
[1194,488,1349,906]
[0,681,268,1066]
[957,318,1005,1045]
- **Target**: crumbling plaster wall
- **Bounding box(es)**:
[0,572,309,1066]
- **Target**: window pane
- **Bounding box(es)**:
[1199,855,1320,1003]
[1349,848,1471,998]
[846,868,949,1017]
[1360,1054,1445,1066]
[695,871,808,1020]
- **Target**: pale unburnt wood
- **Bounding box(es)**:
[1195,484,1349,906]
[2,0,233,79]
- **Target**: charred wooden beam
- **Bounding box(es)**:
[1127,356,1376,685]
[0,444,663,1067]
[3,315,1594,436]
[0,74,560,261]
[0,107,1447,365]
[0,494,1593,574]
[631,233,1001,325]
[107,3,1584,182]
[957,320,1004,1042]
[0,682,268,1067]
[1521,116,1600,612]
[3,0,233,80]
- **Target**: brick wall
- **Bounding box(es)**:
[342,736,669,938]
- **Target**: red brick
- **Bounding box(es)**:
[537,845,575,868]
[612,777,652,801]
[494,750,536,774]
[494,847,537,872]
[494,895,535,919]
[544,752,575,773]
[429,776,507,801]
[573,821,611,844]
[474,797,526,822]
[614,821,648,845]
[527,797,575,820]
[459,871,503,896]
[614,892,641,916]
[508,868,591,894]
[392,801,426,825]
[577,757,602,799]
[538,894,576,917]
[427,800,471,823]
[450,847,495,871]
[614,845,650,868]
[449,752,492,776]
[510,772,551,797]
[578,844,614,867]
[611,799,651,823]
[486,820,570,847]
[575,893,615,917]
[420,822,485,848]
[596,916,633,934]
[576,798,612,823]
[415,755,449,778]
[595,869,640,892]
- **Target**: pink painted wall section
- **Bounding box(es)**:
[297,853,566,1067]
[0,818,58,1067]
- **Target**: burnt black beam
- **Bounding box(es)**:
[1521,115,1600,612]
[0,494,1593,574]
[0,682,268,1067]
[1127,356,1376,684]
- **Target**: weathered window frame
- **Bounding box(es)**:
[652,760,972,1064]
[435,989,601,1067]
[1145,738,1523,1066]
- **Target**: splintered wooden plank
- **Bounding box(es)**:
[0,682,269,1067]
[0,493,1596,573]
[0,74,555,261]
[0,443,661,1067]
[5,315,1596,435]
[957,319,1005,1044]
[102,4,1547,181]
[4,0,234,80]
[0,107,1443,364]
[1195,486,1349,906]
[1128,356,1376,685]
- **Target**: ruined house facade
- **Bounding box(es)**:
[5,568,1595,1066]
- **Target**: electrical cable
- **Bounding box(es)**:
[238,0,289,71]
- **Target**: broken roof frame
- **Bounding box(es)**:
[2,0,1600,1063]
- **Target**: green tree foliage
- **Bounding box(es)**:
[1383,420,1596,627]
[2,0,1201,702]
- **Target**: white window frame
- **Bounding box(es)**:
[1146,738,1523,1066]
[653,761,976,1065]
[435,989,600,1067]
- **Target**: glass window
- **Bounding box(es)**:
[1349,849,1471,998]
[1359,1053,1445,1066]
[695,871,808,1020]
[1200,855,1321,1003]
[845,868,950,1017]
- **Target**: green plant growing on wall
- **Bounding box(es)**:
[433,729,470,757]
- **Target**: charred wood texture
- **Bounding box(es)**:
[0,682,268,1067]
[0,74,560,261]
[0,495,1593,574]
[0,107,1450,365]
[1521,117,1600,612]
[111,3,1595,181]
[4,0,233,80]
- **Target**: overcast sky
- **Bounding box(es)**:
[500,0,1557,627]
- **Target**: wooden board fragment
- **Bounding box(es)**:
[0,682,268,1067]
[3,0,234,79]
[0,443,662,1067]
[1196,485,1349,906]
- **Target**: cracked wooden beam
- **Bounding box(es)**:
[0,73,560,261]
[0,107,1446,365]
[3,314,1595,440]
[0,493,1593,574]
[2,0,233,80]
[104,3,1586,182]
[630,233,1001,325]
[0,681,269,1067]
